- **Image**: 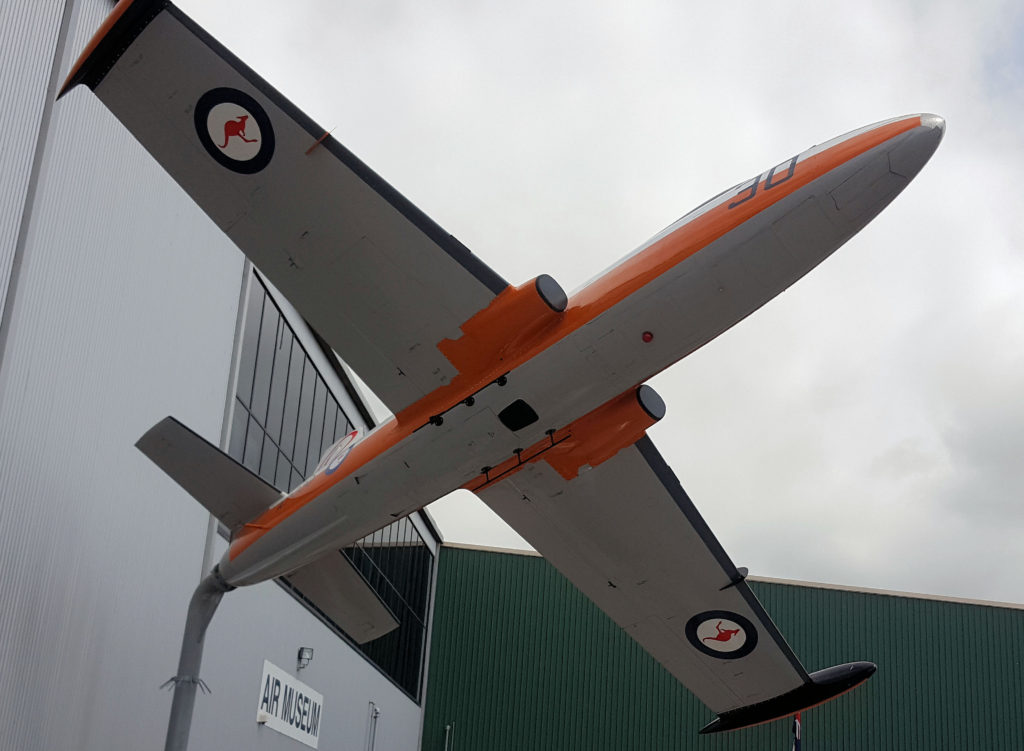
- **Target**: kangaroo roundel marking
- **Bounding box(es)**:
[685,610,757,659]
[194,88,275,174]
[208,103,261,161]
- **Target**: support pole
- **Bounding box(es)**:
[163,566,234,751]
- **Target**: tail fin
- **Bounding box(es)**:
[136,416,281,533]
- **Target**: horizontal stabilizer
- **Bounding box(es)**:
[136,416,281,531]
[282,551,399,644]
[700,661,877,733]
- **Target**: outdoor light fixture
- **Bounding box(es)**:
[297,647,314,670]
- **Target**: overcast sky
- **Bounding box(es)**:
[178,0,1024,603]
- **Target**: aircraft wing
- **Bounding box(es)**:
[475,434,875,733]
[60,1,509,415]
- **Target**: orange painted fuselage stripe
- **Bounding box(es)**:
[229,116,921,561]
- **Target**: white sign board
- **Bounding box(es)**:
[257,660,324,748]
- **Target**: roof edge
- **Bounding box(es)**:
[440,543,1024,610]
[749,574,1024,611]
[442,541,541,558]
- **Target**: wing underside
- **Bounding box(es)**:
[476,435,874,732]
[62,0,509,415]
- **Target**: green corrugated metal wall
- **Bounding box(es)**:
[423,545,1024,750]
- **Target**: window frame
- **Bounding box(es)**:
[225,268,435,702]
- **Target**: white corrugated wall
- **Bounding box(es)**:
[0,0,243,747]
[0,1,431,749]
[0,0,69,328]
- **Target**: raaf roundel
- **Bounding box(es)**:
[62,0,943,735]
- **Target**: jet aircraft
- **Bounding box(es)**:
[61,0,943,736]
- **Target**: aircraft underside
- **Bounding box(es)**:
[222,122,938,588]
[65,0,943,737]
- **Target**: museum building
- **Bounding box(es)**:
[2,1,438,749]
[2,2,1022,750]
[422,545,1024,751]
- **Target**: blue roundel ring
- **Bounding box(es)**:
[194,87,275,174]
[685,610,758,660]
[323,432,359,475]
[324,445,354,475]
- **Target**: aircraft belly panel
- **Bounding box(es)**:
[222,403,518,584]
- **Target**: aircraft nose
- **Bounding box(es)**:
[822,113,944,229]
[887,113,944,180]
[919,113,946,135]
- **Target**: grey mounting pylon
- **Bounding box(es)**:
[162,566,234,751]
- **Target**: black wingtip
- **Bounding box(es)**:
[58,0,169,100]
[699,661,877,734]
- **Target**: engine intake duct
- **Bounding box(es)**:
[439,275,567,374]
[464,384,666,491]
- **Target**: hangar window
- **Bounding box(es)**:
[229,270,433,701]
[229,273,357,489]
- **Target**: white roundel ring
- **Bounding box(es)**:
[194,87,275,174]
[685,610,758,659]
[323,431,360,476]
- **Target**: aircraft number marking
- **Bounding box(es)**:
[727,155,798,209]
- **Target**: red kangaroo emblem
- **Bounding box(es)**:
[220,115,258,148]
[702,621,740,643]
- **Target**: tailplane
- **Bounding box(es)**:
[282,552,399,643]
[136,416,281,533]
[137,417,398,642]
